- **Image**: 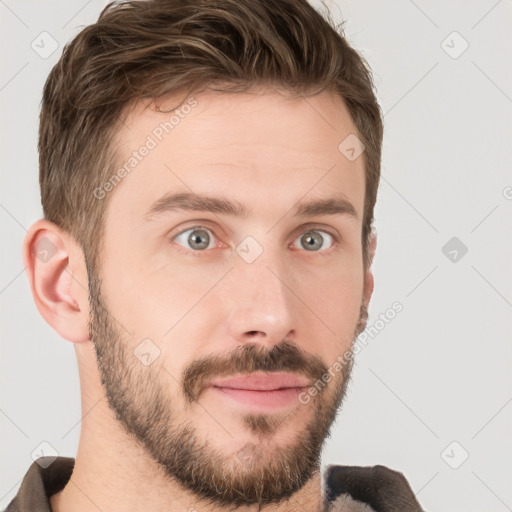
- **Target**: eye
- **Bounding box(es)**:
[173,226,217,251]
[291,230,335,252]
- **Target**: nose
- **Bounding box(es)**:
[225,250,298,348]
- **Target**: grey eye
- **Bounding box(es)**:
[174,227,214,250]
[293,230,334,251]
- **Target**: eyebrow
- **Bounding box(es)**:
[143,192,358,222]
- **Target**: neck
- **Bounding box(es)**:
[50,437,325,512]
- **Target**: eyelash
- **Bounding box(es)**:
[170,223,341,256]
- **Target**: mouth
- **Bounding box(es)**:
[206,372,311,411]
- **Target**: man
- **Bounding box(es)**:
[7,0,423,510]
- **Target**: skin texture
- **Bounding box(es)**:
[23,88,376,512]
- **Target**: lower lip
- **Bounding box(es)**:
[209,386,305,412]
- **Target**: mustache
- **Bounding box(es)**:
[182,342,328,404]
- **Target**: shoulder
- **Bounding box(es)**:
[324,464,424,512]
[3,457,75,512]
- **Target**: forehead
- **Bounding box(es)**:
[105,88,365,225]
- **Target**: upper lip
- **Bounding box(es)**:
[208,372,311,391]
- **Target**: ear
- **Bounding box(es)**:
[362,228,377,309]
[22,219,90,343]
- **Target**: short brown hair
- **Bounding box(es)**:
[39,0,383,271]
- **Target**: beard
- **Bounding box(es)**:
[87,260,368,509]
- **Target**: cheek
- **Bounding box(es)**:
[300,262,364,343]
[100,237,223,335]
[327,283,363,330]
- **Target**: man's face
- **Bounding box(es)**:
[89,89,370,507]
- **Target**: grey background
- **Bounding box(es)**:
[1,1,511,510]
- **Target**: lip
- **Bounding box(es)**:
[207,372,311,412]
[208,372,311,391]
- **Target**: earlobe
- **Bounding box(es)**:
[22,219,90,343]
